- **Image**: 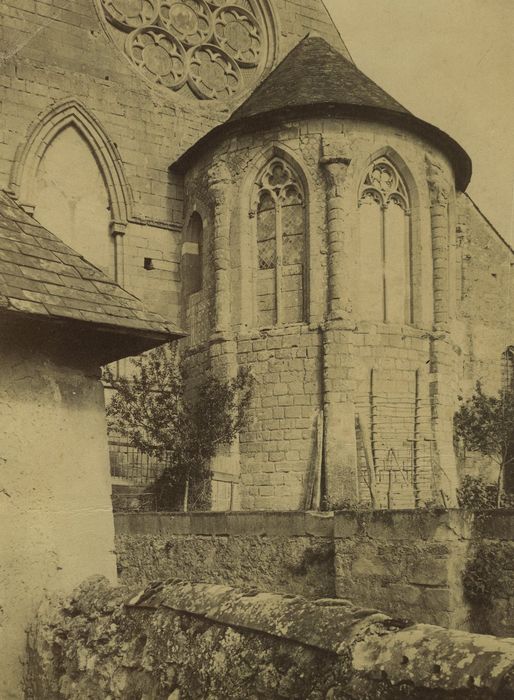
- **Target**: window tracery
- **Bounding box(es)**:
[253,157,306,326]
[99,0,273,100]
[358,157,412,323]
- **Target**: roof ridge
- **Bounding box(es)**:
[229,33,312,122]
[228,35,409,125]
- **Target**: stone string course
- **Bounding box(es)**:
[26,576,514,699]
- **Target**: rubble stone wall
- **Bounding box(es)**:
[115,512,336,598]
[25,577,514,699]
[334,510,472,630]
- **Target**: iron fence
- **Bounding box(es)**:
[109,438,169,486]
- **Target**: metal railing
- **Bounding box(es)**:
[109,438,169,486]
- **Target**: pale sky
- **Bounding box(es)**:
[324,0,514,242]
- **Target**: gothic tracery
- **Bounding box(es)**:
[358,157,412,324]
[253,157,306,326]
[360,157,409,211]
[99,0,272,100]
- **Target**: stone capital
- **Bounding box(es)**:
[425,156,451,207]
[320,134,352,196]
[207,160,232,206]
[320,157,351,197]
[109,220,127,237]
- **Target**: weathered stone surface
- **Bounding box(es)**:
[26,577,514,699]
[334,510,471,630]
[116,529,335,598]
[115,511,514,637]
[0,340,118,699]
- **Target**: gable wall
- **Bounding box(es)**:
[455,194,514,396]
[0,0,345,322]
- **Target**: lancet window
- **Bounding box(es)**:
[183,211,203,295]
[502,347,514,392]
[253,157,306,327]
[358,157,412,323]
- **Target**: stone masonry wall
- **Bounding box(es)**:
[115,512,335,598]
[453,194,514,483]
[237,326,322,510]
[182,117,457,509]
[334,510,471,630]
[26,576,514,699]
[115,510,514,638]
[455,193,514,397]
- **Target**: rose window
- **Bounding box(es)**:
[99,0,273,100]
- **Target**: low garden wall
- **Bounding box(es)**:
[114,509,514,636]
[115,511,336,598]
[334,510,471,630]
[25,577,514,699]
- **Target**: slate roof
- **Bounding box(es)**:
[174,37,471,191]
[229,36,410,122]
[0,190,183,344]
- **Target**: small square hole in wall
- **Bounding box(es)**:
[144,257,154,270]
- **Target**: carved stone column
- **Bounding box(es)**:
[426,158,458,504]
[208,161,233,343]
[320,141,352,321]
[207,160,240,509]
[426,158,451,328]
[320,137,358,506]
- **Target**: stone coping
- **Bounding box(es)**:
[31,577,514,696]
[126,579,514,693]
[114,509,514,541]
[114,511,335,537]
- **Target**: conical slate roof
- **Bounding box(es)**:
[0,190,183,362]
[230,36,409,122]
[175,37,471,191]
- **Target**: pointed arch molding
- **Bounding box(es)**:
[239,143,318,327]
[10,99,132,231]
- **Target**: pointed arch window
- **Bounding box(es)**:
[502,347,514,392]
[32,126,114,275]
[183,211,203,296]
[358,157,412,323]
[253,157,306,326]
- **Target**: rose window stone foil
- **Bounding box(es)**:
[99,0,273,100]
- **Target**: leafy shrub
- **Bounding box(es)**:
[457,475,499,511]
[454,382,514,506]
[463,543,510,607]
[105,344,254,511]
[457,475,514,511]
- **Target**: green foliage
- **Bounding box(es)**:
[457,475,500,511]
[463,543,510,608]
[457,475,514,511]
[454,382,514,505]
[320,496,371,512]
[105,344,254,511]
